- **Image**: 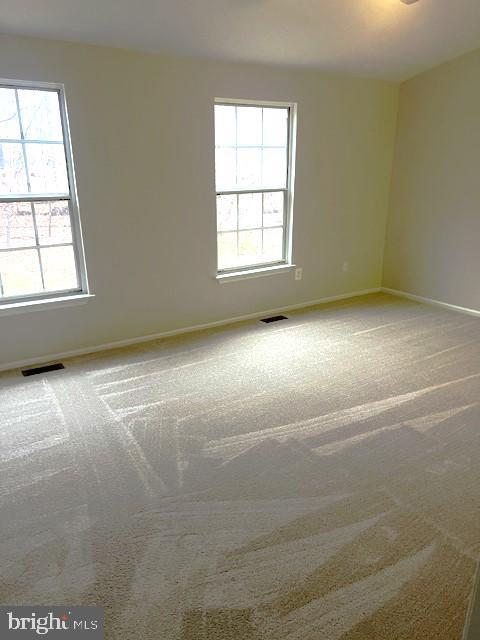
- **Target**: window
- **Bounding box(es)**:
[214,100,295,274]
[0,80,87,305]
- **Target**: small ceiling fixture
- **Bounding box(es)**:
[401,0,420,4]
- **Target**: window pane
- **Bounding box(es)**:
[263,108,288,146]
[237,148,261,189]
[40,245,78,291]
[238,193,262,230]
[263,227,284,262]
[34,201,72,245]
[214,105,236,147]
[0,88,21,139]
[262,148,287,188]
[0,202,35,249]
[237,106,262,146]
[217,231,238,270]
[217,194,237,232]
[214,103,290,193]
[0,249,42,297]
[18,89,63,141]
[263,191,284,227]
[0,143,28,195]
[215,147,236,191]
[238,229,262,263]
[25,143,69,194]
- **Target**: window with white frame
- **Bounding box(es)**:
[0,81,86,304]
[214,100,295,274]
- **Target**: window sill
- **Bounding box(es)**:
[0,293,95,316]
[216,264,295,283]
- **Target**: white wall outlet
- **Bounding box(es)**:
[295,267,303,281]
[342,260,349,273]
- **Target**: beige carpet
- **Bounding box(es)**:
[1,292,479,639]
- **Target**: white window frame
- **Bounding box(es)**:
[0,78,89,307]
[214,98,297,278]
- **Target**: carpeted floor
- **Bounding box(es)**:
[1,292,479,639]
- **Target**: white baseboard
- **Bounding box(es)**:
[0,287,381,374]
[382,287,480,318]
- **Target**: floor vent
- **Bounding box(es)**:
[22,363,65,377]
[260,315,288,324]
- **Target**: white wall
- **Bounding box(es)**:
[0,34,398,368]
[384,48,480,311]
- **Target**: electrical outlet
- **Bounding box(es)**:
[295,267,303,281]
[342,261,349,273]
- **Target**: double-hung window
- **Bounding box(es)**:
[214,100,295,275]
[0,80,87,305]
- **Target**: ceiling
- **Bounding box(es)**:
[1,0,480,81]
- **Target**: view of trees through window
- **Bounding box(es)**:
[0,84,80,300]
[214,102,292,272]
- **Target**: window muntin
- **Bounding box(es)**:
[214,102,294,273]
[0,82,86,303]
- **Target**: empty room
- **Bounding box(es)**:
[0,0,479,638]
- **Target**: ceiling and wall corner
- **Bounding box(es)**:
[0,0,479,81]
